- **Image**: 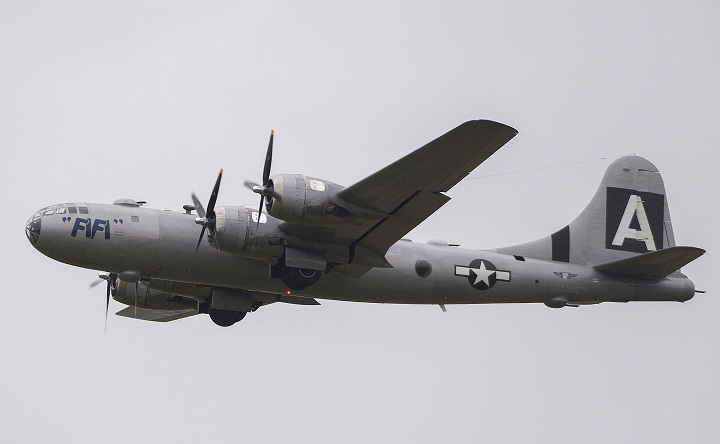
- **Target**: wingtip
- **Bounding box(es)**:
[467,119,518,136]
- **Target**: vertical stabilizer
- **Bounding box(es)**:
[495,156,676,266]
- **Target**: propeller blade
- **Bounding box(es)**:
[90,271,110,289]
[191,192,206,218]
[206,169,223,220]
[243,179,261,191]
[188,168,223,275]
[89,272,114,333]
[104,280,110,333]
[134,281,139,317]
[265,187,282,202]
[262,131,274,185]
[258,131,274,230]
[188,224,207,275]
[257,196,265,230]
[243,130,280,211]
[194,225,206,255]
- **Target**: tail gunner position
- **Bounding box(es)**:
[26,120,705,327]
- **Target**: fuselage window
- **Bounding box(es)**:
[79,207,89,214]
[131,216,140,222]
[415,259,432,278]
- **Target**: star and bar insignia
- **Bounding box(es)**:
[455,259,511,290]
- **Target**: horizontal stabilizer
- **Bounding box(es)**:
[277,295,320,306]
[116,307,198,322]
[593,246,705,279]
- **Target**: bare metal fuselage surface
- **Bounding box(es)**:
[32,202,694,306]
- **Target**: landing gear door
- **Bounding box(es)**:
[284,247,326,271]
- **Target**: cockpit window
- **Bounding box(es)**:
[56,207,67,214]
[67,207,77,214]
[79,207,89,214]
[43,209,54,216]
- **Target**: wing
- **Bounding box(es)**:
[281,120,518,276]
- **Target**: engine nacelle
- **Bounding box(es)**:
[213,206,284,260]
[113,280,198,311]
[265,174,384,226]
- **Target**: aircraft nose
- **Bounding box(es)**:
[25,211,42,246]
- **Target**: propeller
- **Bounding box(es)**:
[243,131,282,224]
[116,271,143,317]
[90,271,144,327]
[89,272,117,333]
[189,169,223,271]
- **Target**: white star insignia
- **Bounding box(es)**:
[470,261,495,287]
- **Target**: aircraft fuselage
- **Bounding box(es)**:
[28,202,694,307]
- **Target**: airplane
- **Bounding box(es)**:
[25,120,705,327]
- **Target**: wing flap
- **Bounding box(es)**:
[250,291,321,306]
[593,246,705,279]
[115,307,199,322]
[277,295,321,305]
[352,191,450,254]
[333,263,373,278]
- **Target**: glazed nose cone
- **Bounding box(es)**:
[25,211,42,247]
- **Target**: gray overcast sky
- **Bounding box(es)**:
[2,1,719,442]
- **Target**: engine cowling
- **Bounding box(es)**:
[213,206,284,260]
[113,280,198,311]
[212,204,356,269]
[265,174,383,226]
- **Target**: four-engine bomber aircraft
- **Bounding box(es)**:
[26,120,705,327]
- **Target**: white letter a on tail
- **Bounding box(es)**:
[612,194,657,251]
